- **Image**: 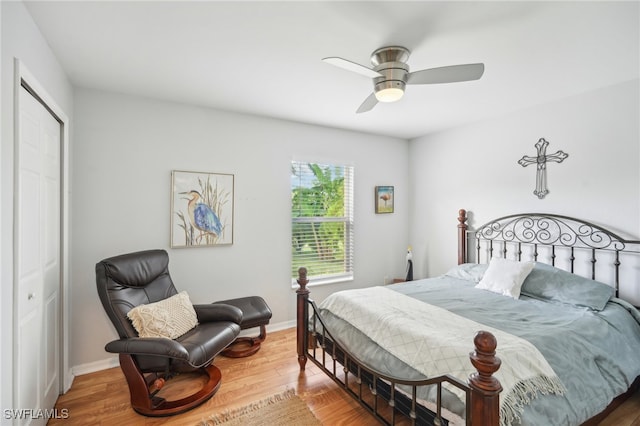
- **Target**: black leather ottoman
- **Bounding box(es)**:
[213,296,272,357]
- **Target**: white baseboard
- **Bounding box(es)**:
[70,321,296,376]
[71,356,119,377]
[63,371,75,394]
[268,320,296,332]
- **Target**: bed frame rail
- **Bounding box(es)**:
[296,267,502,426]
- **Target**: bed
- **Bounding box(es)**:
[295,210,640,426]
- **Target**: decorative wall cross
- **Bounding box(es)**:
[518,138,568,199]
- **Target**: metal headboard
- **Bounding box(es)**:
[458,209,640,299]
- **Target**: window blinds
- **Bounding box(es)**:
[291,161,354,282]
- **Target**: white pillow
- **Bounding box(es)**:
[475,257,534,299]
[127,291,198,339]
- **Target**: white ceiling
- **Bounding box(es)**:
[24,1,639,140]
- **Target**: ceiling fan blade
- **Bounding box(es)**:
[322,57,383,79]
[407,63,485,85]
[356,93,378,114]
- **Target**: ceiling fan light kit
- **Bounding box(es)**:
[375,86,404,103]
[323,45,484,113]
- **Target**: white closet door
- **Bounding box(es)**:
[15,85,61,425]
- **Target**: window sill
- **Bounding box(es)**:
[291,274,354,289]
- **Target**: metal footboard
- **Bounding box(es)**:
[306,297,471,425]
[296,267,502,426]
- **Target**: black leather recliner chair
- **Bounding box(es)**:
[96,249,242,416]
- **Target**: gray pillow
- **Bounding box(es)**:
[521,262,615,311]
[444,263,488,283]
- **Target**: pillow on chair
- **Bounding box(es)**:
[127,291,198,339]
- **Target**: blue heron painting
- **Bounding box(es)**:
[183,190,222,244]
[171,171,234,247]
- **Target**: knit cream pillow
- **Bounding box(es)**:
[127,291,198,339]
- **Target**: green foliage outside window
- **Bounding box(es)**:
[291,162,353,280]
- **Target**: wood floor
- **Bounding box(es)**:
[50,328,640,425]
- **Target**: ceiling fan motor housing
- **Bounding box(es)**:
[371,47,411,101]
[373,62,409,97]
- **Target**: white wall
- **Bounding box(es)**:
[71,88,409,369]
[409,79,640,303]
[1,1,74,410]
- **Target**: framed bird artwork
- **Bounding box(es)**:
[171,170,234,247]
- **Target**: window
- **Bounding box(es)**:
[291,161,354,284]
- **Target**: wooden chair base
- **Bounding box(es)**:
[222,325,267,358]
[119,354,222,417]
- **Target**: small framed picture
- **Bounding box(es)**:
[375,186,394,214]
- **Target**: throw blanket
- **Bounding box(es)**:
[319,286,566,426]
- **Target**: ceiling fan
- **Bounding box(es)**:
[323,46,484,113]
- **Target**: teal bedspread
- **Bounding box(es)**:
[317,265,640,426]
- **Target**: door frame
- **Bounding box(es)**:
[13,59,71,397]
